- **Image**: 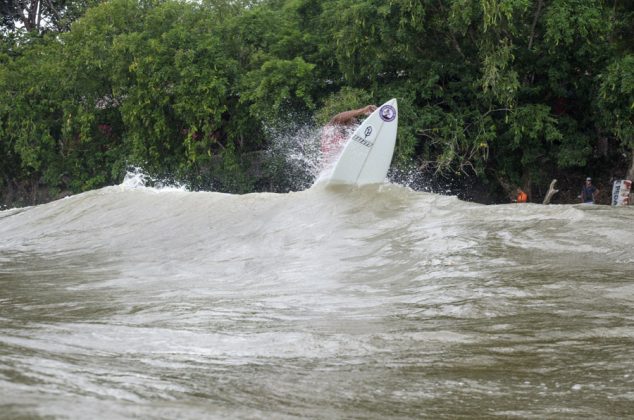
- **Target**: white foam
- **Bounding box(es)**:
[119,167,188,192]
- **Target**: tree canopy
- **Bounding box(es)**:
[1,0,633,205]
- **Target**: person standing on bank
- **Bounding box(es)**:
[515,188,528,203]
[580,177,599,204]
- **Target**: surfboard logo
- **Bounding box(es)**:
[379,105,396,122]
[352,134,373,147]
[364,126,373,138]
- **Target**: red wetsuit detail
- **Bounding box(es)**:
[320,124,352,166]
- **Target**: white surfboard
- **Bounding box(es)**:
[326,98,398,185]
[611,179,632,206]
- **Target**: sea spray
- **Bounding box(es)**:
[387,166,435,192]
[117,129,450,196]
[263,120,438,192]
[120,167,188,192]
[262,122,324,191]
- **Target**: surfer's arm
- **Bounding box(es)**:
[329,105,377,126]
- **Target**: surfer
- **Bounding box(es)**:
[321,104,377,164]
[580,177,599,204]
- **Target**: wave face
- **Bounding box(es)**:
[1,182,634,418]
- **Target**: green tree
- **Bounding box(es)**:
[2,0,633,205]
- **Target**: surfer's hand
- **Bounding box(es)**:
[363,105,377,115]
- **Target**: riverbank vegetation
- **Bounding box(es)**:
[1,0,632,206]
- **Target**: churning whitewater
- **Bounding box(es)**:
[1,177,634,418]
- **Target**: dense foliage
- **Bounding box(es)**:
[1,0,633,205]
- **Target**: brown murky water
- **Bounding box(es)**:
[1,183,633,418]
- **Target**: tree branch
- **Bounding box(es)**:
[44,0,65,28]
[528,0,544,50]
[543,179,559,205]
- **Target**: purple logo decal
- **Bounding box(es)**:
[379,104,396,122]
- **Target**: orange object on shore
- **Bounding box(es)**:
[517,191,528,203]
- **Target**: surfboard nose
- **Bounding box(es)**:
[385,98,397,112]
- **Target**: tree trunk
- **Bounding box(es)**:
[19,0,41,32]
[494,172,516,201]
[625,148,634,204]
[521,170,531,201]
[627,148,634,181]
[543,179,559,205]
[528,0,544,50]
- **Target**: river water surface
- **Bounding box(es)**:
[1,180,633,418]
